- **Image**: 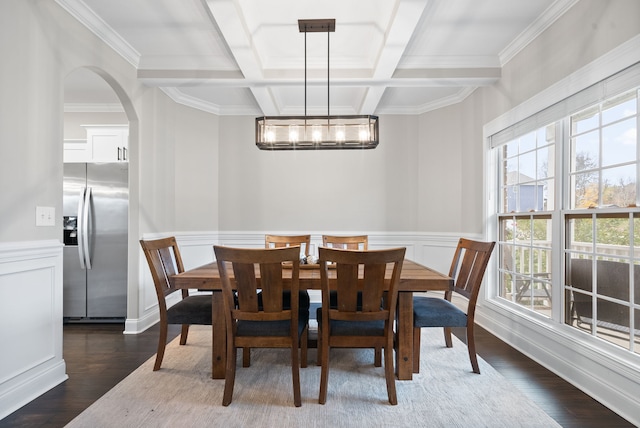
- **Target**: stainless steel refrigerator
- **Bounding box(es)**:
[63,163,128,321]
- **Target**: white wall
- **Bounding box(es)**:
[217,114,454,233]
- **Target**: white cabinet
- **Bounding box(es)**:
[64,125,129,163]
[85,125,129,162]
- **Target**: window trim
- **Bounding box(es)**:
[485,44,640,351]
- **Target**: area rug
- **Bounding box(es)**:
[65,326,560,427]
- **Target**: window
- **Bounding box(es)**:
[491,67,640,353]
[564,91,639,352]
[497,125,556,316]
[570,91,638,209]
[565,212,640,352]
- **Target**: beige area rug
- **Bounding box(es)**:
[66,326,560,428]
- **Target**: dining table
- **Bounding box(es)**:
[170,258,453,381]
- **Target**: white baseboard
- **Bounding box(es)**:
[476,300,639,426]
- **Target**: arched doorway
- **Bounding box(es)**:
[62,68,137,323]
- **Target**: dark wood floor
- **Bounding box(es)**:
[0,323,633,427]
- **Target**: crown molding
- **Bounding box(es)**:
[499,0,580,66]
[376,87,476,115]
[55,0,140,68]
[160,88,261,116]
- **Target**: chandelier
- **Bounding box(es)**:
[256,19,379,150]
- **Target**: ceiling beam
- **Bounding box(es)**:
[360,0,430,114]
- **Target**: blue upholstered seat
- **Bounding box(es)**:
[236,311,309,337]
[166,295,213,326]
[413,296,467,327]
[316,308,384,336]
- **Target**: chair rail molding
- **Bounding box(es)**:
[0,240,66,420]
[172,230,471,274]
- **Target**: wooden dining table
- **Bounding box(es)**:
[170,259,453,380]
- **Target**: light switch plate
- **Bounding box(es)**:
[36,206,56,226]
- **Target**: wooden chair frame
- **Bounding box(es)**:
[317,246,406,405]
[319,234,383,366]
[214,245,308,407]
[140,237,212,371]
[412,238,495,374]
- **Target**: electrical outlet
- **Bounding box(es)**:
[36,206,56,226]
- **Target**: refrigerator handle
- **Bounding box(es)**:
[77,187,87,269]
[83,187,93,269]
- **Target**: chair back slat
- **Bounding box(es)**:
[258,262,286,312]
[335,263,360,311]
[232,262,260,312]
[362,263,387,312]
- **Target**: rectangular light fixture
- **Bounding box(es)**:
[255,19,379,150]
[256,115,378,150]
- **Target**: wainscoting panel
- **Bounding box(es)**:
[0,240,66,420]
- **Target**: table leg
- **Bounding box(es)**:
[211,292,226,379]
[395,291,414,380]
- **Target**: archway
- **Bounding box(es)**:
[62,67,139,325]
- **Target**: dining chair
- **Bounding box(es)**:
[265,234,312,256]
[317,246,406,405]
[319,234,382,366]
[214,245,309,407]
[412,238,495,374]
[321,234,368,250]
[140,237,213,371]
[252,234,311,366]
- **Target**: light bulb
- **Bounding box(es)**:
[289,125,299,143]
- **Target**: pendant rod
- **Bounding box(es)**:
[327,27,330,126]
[304,30,307,119]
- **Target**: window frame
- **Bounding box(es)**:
[487,65,640,353]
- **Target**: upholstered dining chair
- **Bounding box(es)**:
[321,234,368,250]
[319,234,383,366]
[214,245,309,407]
[265,234,312,255]
[317,246,406,405]
[412,238,495,374]
[252,234,311,367]
[140,237,213,371]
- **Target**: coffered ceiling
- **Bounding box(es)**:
[58,0,576,115]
